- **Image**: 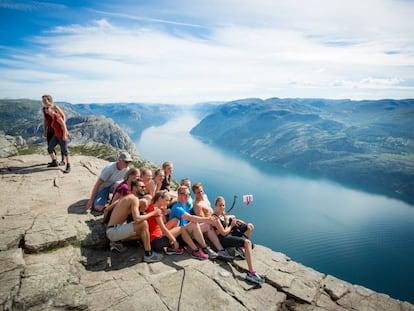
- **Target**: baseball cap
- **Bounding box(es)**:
[119,151,132,162]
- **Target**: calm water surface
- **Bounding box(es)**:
[136,114,414,304]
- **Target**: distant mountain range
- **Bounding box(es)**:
[70,103,180,140]
[190,98,414,203]
[1,97,413,203]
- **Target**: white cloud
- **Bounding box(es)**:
[0,1,413,103]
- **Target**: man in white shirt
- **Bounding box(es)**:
[86,152,132,212]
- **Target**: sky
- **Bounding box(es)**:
[1,0,414,105]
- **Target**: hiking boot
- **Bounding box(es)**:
[47,160,58,167]
[165,247,184,255]
[217,249,234,261]
[109,240,127,253]
[234,246,246,259]
[191,249,208,260]
[203,246,218,259]
[59,160,65,166]
[245,272,264,284]
[144,251,163,263]
[64,163,71,174]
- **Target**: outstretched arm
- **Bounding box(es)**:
[182,213,212,224]
[86,179,104,210]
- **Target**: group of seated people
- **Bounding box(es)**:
[85,152,264,285]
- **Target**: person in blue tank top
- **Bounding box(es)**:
[169,186,219,259]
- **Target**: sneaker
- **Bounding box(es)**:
[203,246,218,259]
[234,247,246,259]
[191,249,208,260]
[109,240,127,253]
[144,251,163,263]
[217,249,234,261]
[59,160,65,166]
[47,160,58,167]
[165,247,184,255]
[245,272,264,285]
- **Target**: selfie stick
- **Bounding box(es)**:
[226,195,238,214]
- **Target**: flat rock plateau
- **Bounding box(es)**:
[1,154,413,311]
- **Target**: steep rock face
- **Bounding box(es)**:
[0,154,413,310]
[191,98,414,202]
[0,99,138,156]
[66,115,138,154]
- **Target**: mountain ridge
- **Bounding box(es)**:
[190,98,414,203]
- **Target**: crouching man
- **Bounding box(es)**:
[106,180,163,262]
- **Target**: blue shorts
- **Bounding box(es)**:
[94,184,114,208]
[106,223,135,241]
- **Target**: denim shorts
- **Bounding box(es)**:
[106,223,135,241]
[94,185,113,208]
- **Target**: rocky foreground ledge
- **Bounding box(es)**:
[0,155,413,311]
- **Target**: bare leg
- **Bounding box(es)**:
[186,223,207,248]
[165,218,179,230]
[65,154,71,165]
[181,227,198,250]
[49,152,57,161]
[244,239,254,272]
[170,226,182,237]
[200,223,223,251]
[134,221,151,251]
[244,223,254,238]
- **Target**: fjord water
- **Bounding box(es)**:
[136,114,414,304]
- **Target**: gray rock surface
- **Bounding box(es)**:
[0,154,413,311]
[0,135,25,158]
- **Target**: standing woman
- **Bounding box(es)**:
[46,106,71,174]
[42,95,66,166]
[212,196,264,285]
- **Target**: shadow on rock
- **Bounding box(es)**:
[68,199,89,214]
[0,163,53,175]
[80,240,147,272]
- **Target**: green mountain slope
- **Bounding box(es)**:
[191,98,414,202]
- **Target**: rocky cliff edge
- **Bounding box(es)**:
[0,155,413,311]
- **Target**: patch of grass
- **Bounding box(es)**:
[69,144,117,160]
[18,144,45,155]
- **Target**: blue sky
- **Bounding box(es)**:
[1,0,414,104]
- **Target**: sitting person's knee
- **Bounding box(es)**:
[244,239,252,248]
